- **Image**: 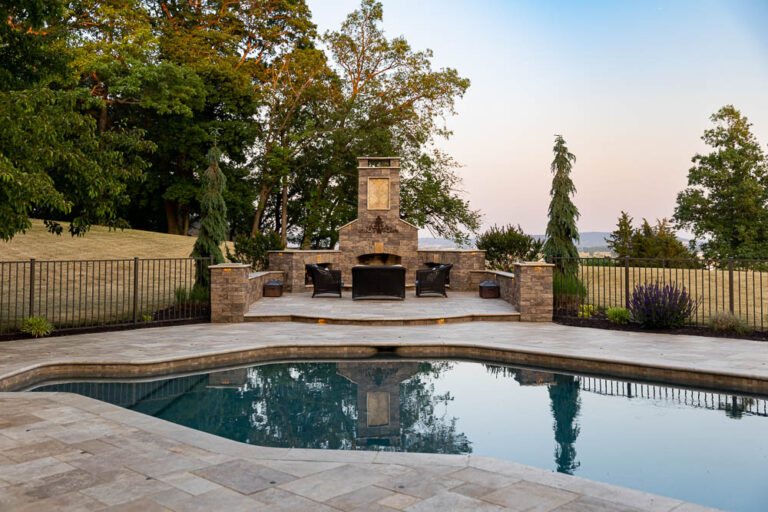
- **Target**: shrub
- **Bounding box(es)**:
[21,316,53,337]
[607,307,631,324]
[628,282,696,329]
[226,231,284,270]
[553,270,587,315]
[175,285,210,305]
[709,312,751,334]
[578,304,595,318]
[476,224,543,271]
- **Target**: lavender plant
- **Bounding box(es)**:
[628,283,696,329]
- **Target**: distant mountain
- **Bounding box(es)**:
[532,232,610,250]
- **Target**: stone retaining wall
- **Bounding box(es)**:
[210,263,284,323]
[469,265,554,322]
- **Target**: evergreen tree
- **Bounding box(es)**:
[606,211,634,258]
[543,135,580,274]
[191,139,227,288]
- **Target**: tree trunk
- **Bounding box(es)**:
[281,180,288,247]
[165,200,179,235]
[300,174,331,249]
[182,206,190,236]
[251,182,273,236]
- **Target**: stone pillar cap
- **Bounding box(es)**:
[209,263,250,269]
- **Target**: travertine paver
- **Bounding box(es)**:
[245,291,518,320]
[0,392,719,511]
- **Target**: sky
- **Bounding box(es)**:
[306,0,768,236]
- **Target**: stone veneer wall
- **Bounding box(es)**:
[267,250,341,293]
[210,263,284,322]
[417,250,486,291]
[338,219,420,284]
[513,262,554,321]
[468,265,553,322]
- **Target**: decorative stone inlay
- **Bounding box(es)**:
[359,215,399,234]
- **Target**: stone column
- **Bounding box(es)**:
[513,262,554,322]
[210,263,250,323]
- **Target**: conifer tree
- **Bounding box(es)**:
[607,211,634,258]
[191,136,227,288]
[543,135,580,274]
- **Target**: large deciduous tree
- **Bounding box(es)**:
[543,135,580,274]
[674,105,768,259]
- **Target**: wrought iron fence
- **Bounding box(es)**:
[550,257,768,330]
[0,257,212,337]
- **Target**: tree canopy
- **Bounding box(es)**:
[674,105,768,259]
[1,0,479,246]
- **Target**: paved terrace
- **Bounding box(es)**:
[2,321,767,511]
[245,292,519,323]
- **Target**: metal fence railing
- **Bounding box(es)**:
[0,257,213,337]
[550,257,768,330]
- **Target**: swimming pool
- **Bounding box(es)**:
[33,360,768,511]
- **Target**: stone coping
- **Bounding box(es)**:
[0,391,718,511]
[470,270,515,279]
[268,249,342,253]
[244,313,520,326]
[514,262,554,267]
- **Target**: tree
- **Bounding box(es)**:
[476,224,543,271]
[606,211,634,258]
[0,0,153,240]
[674,105,768,259]
[191,140,227,288]
[631,218,693,261]
[543,135,580,274]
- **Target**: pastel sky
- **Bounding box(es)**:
[307,0,768,236]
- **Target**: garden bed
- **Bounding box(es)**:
[555,316,768,342]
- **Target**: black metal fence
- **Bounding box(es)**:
[0,257,212,337]
[551,257,768,330]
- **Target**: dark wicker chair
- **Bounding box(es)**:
[415,263,453,297]
[305,264,343,297]
[424,262,452,286]
[352,265,406,300]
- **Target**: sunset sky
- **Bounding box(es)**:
[307,0,768,236]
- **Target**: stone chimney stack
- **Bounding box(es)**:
[356,157,401,223]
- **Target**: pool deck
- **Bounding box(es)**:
[2,320,767,510]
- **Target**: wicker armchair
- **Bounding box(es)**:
[415,263,453,297]
[305,264,343,297]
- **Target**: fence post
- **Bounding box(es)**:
[133,257,140,323]
[28,258,36,317]
[624,257,630,309]
[728,259,734,314]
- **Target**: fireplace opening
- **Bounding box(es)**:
[357,253,402,266]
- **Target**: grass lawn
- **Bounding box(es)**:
[0,219,233,261]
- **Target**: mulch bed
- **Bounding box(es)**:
[555,315,768,342]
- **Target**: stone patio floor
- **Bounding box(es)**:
[2,321,766,510]
[245,292,519,322]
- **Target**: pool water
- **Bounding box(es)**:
[34,360,768,511]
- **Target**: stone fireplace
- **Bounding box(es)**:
[268,156,486,292]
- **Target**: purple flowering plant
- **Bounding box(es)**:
[628,282,696,329]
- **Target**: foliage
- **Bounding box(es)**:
[674,105,768,259]
[226,232,285,270]
[553,270,587,316]
[606,307,631,325]
[578,304,595,319]
[175,285,210,305]
[606,211,634,258]
[543,135,580,275]
[628,283,696,329]
[191,142,227,287]
[709,312,751,334]
[476,224,543,271]
[21,316,53,337]
[0,88,152,240]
